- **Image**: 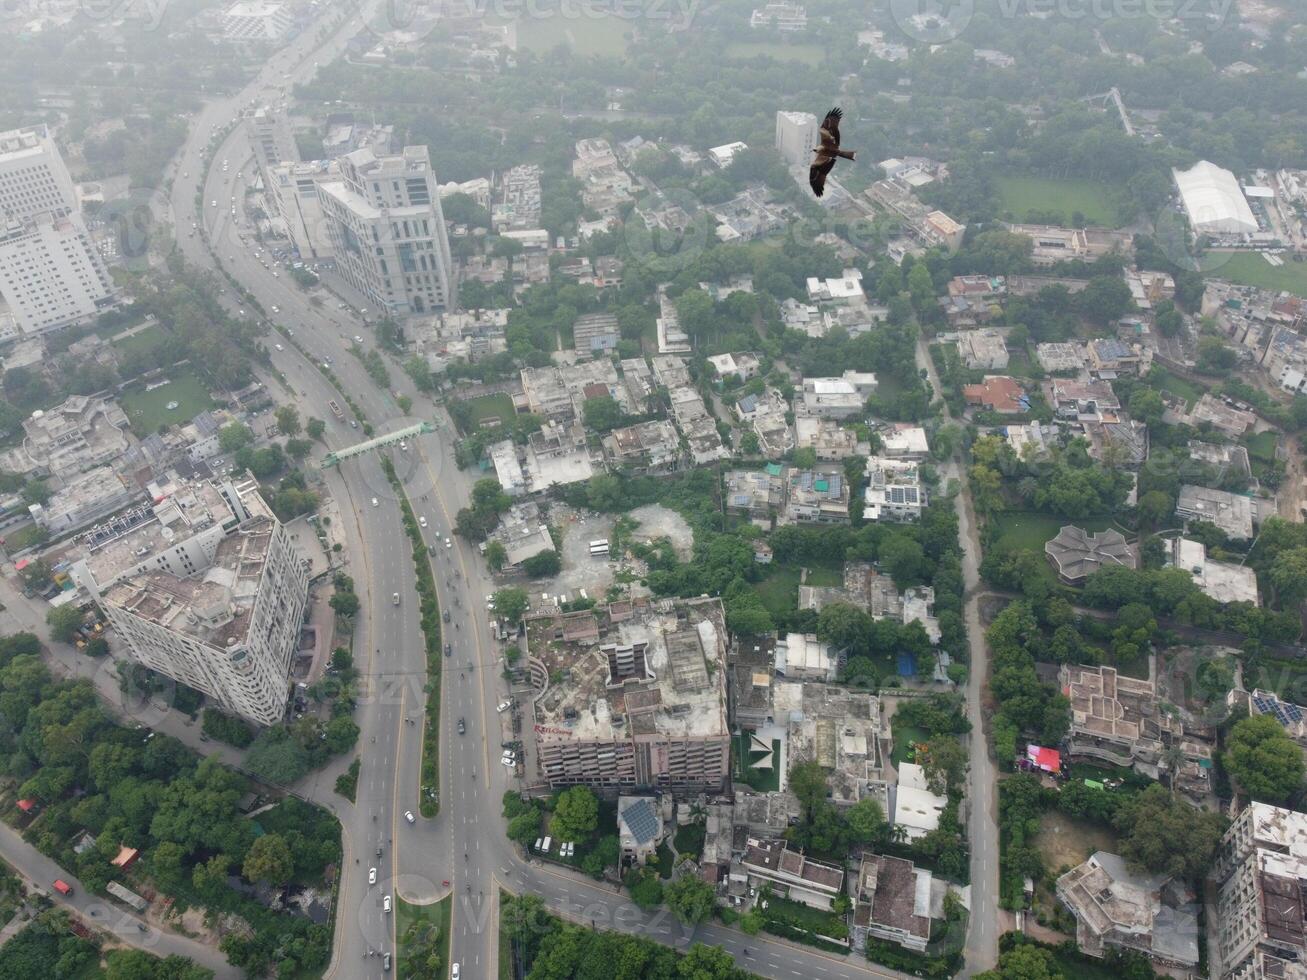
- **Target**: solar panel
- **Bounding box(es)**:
[1288,704,1303,722]
[621,799,659,846]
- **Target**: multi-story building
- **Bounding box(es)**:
[247,104,299,189]
[739,838,843,910]
[1056,851,1198,969]
[318,146,455,316]
[749,2,808,31]
[0,394,131,480]
[775,110,818,168]
[1215,803,1307,980]
[0,212,116,335]
[864,457,925,523]
[800,371,877,419]
[222,0,292,41]
[70,477,309,726]
[1176,484,1255,540]
[0,126,77,221]
[267,159,338,260]
[783,467,851,524]
[29,466,136,536]
[525,597,731,793]
[852,854,936,953]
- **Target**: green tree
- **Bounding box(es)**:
[492,588,530,623]
[975,942,1063,980]
[582,395,623,433]
[664,872,716,926]
[522,550,562,577]
[1114,783,1226,878]
[624,867,664,910]
[242,833,294,886]
[550,786,599,841]
[788,761,829,823]
[274,405,301,436]
[923,736,968,795]
[46,605,84,643]
[845,797,887,844]
[485,540,507,571]
[1225,714,1305,804]
[1269,547,1307,605]
[306,417,326,441]
[218,422,254,453]
[816,602,874,654]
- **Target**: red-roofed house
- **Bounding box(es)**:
[963,376,1027,415]
[110,845,140,870]
[15,799,36,813]
[1027,745,1061,773]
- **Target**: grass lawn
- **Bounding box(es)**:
[119,370,215,437]
[498,890,513,980]
[110,323,168,360]
[673,822,706,861]
[753,564,802,618]
[1005,349,1036,379]
[734,732,781,792]
[1214,251,1307,298]
[723,41,824,64]
[990,512,1116,554]
[1150,367,1207,410]
[2,523,46,553]
[804,563,843,588]
[507,14,631,58]
[396,894,450,980]
[1244,429,1278,465]
[457,392,516,432]
[891,724,929,767]
[994,176,1121,227]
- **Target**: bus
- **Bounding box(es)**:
[328,400,344,420]
[588,539,609,557]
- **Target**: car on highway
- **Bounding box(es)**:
[368,867,377,885]
[210,200,217,207]
[371,498,379,507]
[399,441,407,452]
[271,305,279,313]
[53,879,73,896]
[418,516,427,528]
[382,895,391,913]
[404,810,415,824]
[446,539,452,549]
[350,420,358,428]
[442,610,450,623]
[457,718,466,735]
[392,592,400,606]
[444,643,452,656]
[452,963,460,980]
[383,953,391,972]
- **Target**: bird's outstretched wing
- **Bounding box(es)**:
[818,107,843,150]
[809,157,836,197]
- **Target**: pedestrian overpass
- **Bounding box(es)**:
[319,421,435,468]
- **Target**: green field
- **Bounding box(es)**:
[110,323,168,360]
[396,894,450,980]
[724,41,824,65]
[1150,367,1206,409]
[990,512,1117,554]
[1244,429,1278,464]
[803,563,843,587]
[508,14,631,58]
[119,370,216,436]
[753,564,801,618]
[1214,251,1307,297]
[994,176,1121,227]
[458,393,516,432]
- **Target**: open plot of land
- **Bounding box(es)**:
[1245,429,1277,467]
[1215,251,1307,297]
[1150,367,1206,409]
[753,564,802,618]
[724,41,824,64]
[1033,810,1119,875]
[508,15,631,58]
[119,370,215,437]
[110,322,168,360]
[990,512,1117,554]
[457,393,515,433]
[994,176,1121,227]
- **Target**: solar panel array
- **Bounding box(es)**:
[1253,692,1303,727]
[621,799,659,845]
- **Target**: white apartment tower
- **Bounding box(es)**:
[318,145,455,315]
[268,159,338,260]
[0,212,116,335]
[0,126,78,221]
[71,478,310,726]
[775,110,819,168]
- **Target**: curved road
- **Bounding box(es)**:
[161,6,944,979]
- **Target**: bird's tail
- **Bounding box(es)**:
[838,150,856,161]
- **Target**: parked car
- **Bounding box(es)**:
[368,867,377,885]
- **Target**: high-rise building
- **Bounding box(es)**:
[267,159,338,260]
[318,145,455,315]
[222,1,292,41]
[71,477,310,726]
[775,110,818,168]
[247,104,299,189]
[1215,802,1307,980]
[0,125,78,221]
[0,212,117,335]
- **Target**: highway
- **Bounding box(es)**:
[156,5,943,979]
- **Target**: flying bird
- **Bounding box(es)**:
[809,107,856,198]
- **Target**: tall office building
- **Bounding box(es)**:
[318,145,455,315]
[0,126,78,221]
[0,212,116,335]
[775,110,819,168]
[247,104,300,190]
[268,159,338,260]
[71,477,310,726]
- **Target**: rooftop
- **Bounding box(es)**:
[526,597,729,743]
[1045,526,1135,583]
[1061,664,1179,746]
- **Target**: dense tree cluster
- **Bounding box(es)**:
[986,601,1071,764]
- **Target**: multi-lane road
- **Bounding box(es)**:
[152,5,991,979]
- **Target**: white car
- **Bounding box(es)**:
[274,343,284,351]
[405,810,415,824]
[210,200,217,207]
[353,335,363,343]
[382,895,391,913]
[271,305,279,313]
[418,516,427,528]
[399,441,407,452]
[497,700,512,713]
[371,498,379,507]
[368,867,377,885]
[452,965,459,980]
[446,539,452,549]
